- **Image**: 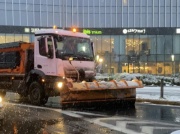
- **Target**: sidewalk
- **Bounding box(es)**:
[136,86,180,105]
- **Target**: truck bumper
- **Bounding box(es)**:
[43,77,64,97]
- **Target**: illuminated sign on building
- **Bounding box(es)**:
[176,28,180,34]
[24,28,41,33]
[123,29,146,34]
[83,29,102,35]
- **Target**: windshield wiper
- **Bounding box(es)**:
[62,53,74,56]
[82,56,93,60]
[76,54,93,61]
[60,53,93,61]
[60,53,78,60]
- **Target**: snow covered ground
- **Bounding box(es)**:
[136,86,180,103]
[96,73,180,104]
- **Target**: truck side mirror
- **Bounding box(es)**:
[91,42,95,58]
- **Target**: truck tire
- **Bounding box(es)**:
[29,81,46,105]
[42,96,49,105]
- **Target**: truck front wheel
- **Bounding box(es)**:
[29,82,46,105]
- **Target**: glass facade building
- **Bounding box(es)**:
[0,0,180,75]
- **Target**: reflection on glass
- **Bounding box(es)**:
[55,36,93,61]
[15,34,23,42]
[23,35,30,42]
[0,34,5,44]
[125,38,150,55]
[6,34,14,43]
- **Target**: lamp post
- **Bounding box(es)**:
[99,58,103,63]
[95,55,104,73]
[171,55,175,75]
[98,58,103,73]
[96,55,99,62]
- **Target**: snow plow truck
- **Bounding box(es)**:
[0,28,143,108]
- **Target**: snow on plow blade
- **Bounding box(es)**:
[60,79,143,106]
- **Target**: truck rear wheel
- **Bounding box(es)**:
[42,96,49,104]
[29,82,47,105]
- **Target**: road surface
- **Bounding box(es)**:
[0,91,179,134]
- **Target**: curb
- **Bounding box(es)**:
[136,98,180,106]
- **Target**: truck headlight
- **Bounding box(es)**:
[57,82,63,89]
[0,97,2,103]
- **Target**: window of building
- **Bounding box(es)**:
[164,35,173,54]
[14,11,20,25]
[173,35,180,54]
[125,37,150,56]
[6,34,14,43]
[23,35,30,42]
[157,62,164,75]
[0,34,5,44]
[0,2,5,10]
[14,34,23,42]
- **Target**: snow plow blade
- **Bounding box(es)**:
[60,79,143,108]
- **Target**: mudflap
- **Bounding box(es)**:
[17,80,28,97]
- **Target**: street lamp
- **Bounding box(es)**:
[95,55,104,73]
[171,55,175,75]
[98,58,103,63]
[171,55,174,62]
[96,55,99,62]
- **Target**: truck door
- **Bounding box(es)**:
[35,35,57,76]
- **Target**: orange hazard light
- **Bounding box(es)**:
[53,25,57,29]
[72,28,77,33]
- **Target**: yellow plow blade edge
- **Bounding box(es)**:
[60,79,143,106]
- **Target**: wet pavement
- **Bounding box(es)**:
[91,103,180,134]
[1,103,121,134]
[0,92,180,134]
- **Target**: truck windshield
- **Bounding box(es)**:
[54,36,94,61]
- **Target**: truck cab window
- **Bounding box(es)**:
[54,37,64,58]
[47,37,54,58]
[39,37,46,56]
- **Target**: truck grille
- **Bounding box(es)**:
[65,70,78,79]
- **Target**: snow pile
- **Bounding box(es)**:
[171,130,180,134]
[141,74,159,85]
[174,77,180,84]
[95,73,113,81]
[95,73,180,86]
[113,73,142,81]
[136,87,180,102]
